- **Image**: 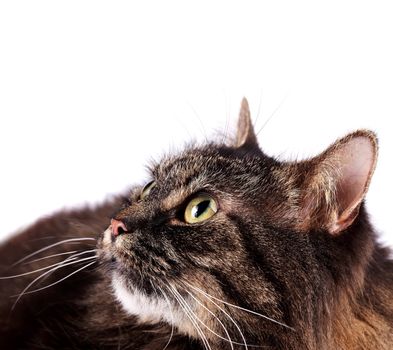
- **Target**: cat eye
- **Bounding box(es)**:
[184,195,218,224]
[140,181,156,200]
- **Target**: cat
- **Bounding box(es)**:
[0,98,392,350]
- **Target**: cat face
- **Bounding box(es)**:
[98,98,378,346]
[99,144,284,334]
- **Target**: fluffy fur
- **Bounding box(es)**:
[0,98,392,349]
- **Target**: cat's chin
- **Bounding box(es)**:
[111,273,198,337]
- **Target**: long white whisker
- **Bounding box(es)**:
[185,283,249,350]
[186,290,234,349]
[187,290,269,348]
[37,250,97,284]
[156,286,175,350]
[64,249,97,260]
[12,237,96,266]
[1,250,97,280]
[23,250,79,264]
[18,259,96,296]
[1,257,79,279]
[166,286,205,348]
[167,284,211,350]
[168,284,212,350]
[11,256,96,310]
[185,282,294,331]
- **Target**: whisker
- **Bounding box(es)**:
[26,235,97,242]
[22,250,79,264]
[1,258,79,279]
[256,92,289,137]
[185,282,294,331]
[18,259,96,296]
[221,91,231,145]
[156,286,175,350]
[12,237,96,266]
[174,115,194,142]
[63,249,97,260]
[171,292,210,350]
[11,256,96,310]
[37,249,97,284]
[166,283,210,350]
[253,89,264,132]
[168,284,212,350]
[166,286,203,346]
[186,100,208,142]
[186,289,234,349]
[1,250,97,280]
[187,283,248,350]
[187,289,269,348]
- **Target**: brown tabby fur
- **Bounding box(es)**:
[0,98,392,349]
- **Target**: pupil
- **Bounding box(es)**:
[144,182,152,192]
[194,200,210,218]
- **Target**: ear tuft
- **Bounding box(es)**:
[235,98,259,148]
[299,130,378,235]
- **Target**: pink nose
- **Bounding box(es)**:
[111,218,128,236]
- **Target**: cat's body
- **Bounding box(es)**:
[1,99,392,349]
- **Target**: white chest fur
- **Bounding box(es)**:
[112,275,193,333]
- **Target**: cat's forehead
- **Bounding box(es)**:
[152,144,227,183]
[150,143,275,190]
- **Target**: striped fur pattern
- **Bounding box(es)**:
[1,99,392,349]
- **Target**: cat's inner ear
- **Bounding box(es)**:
[298,131,378,235]
[235,97,259,148]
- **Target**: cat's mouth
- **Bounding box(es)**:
[98,226,145,284]
[98,225,214,339]
[99,225,173,296]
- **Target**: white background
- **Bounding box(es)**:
[0,1,392,247]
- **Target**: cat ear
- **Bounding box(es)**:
[235,98,259,148]
[298,130,378,235]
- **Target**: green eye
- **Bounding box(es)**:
[184,195,218,224]
[140,181,156,200]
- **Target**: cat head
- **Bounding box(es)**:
[98,98,378,347]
